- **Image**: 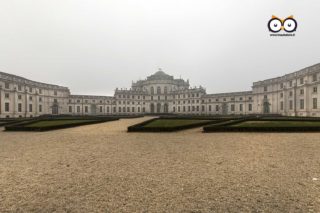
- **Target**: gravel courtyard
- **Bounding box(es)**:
[0,117,320,212]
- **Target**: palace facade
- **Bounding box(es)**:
[1,63,320,118]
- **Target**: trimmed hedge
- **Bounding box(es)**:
[128,117,231,132]
[0,118,35,127]
[5,118,119,131]
[203,118,320,132]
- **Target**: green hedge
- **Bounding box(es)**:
[128,118,230,132]
[0,118,36,127]
[5,118,118,132]
[203,118,320,132]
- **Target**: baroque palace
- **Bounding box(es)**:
[1,63,320,118]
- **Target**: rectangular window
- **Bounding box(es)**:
[5,93,9,98]
[100,106,103,113]
[280,101,284,110]
[289,91,293,97]
[239,104,243,111]
[132,107,135,112]
[18,95,22,100]
[280,83,284,89]
[5,103,9,112]
[280,93,283,98]
[29,87,33,93]
[313,87,318,93]
[107,106,110,113]
[196,106,199,111]
[289,81,293,87]
[18,103,22,112]
[201,105,205,112]
[209,105,212,111]
[312,74,317,82]
[85,106,88,113]
[183,106,186,112]
[69,106,72,113]
[300,99,304,110]
[313,98,317,109]
[39,97,42,102]
[54,90,57,96]
[248,104,252,111]
[29,96,33,101]
[18,85,22,91]
[216,105,219,111]
[264,86,267,92]
[300,89,304,95]
[231,104,235,111]
[39,89,42,94]
[300,77,304,84]
[289,100,293,110]
[5,82,9,89]
[29,104,32,112]
[77,106,80,113]
[39,105,42,112]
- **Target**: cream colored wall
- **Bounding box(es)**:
[1,65,320,118]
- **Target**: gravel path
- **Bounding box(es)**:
[0,117,320,212]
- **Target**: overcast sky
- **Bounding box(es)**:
[0,0,319,96]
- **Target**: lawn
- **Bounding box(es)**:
[25,120,96,128]
[144,119,211,128]
[232,120,320,127]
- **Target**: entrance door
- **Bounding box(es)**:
[52,104,59,115]
[150,103,155,113]
[164,103,168,113]
[263,101,270,114]
[222,103,228,115]
[156,103,161,113]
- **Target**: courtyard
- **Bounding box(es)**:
[0,117,320,212]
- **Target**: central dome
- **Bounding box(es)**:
[154,70,167,76]
[147,69,173,80]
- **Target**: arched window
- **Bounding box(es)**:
[151,87,154,95]
[157,86,161,94]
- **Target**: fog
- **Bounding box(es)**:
[0,0,319,95]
